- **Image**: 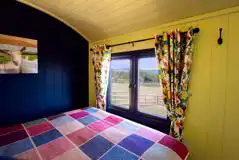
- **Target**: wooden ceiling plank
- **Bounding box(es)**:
[19,0,239,41]
[97,1,157,28]
[105,12,159,33]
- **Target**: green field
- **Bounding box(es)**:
[0,56,11,63]
[111,83,167,117]
[22,55,38,61]
[0,54,37,64]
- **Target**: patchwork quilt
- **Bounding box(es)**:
[0,107,189,160]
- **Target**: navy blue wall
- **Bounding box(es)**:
[0,1,89,126]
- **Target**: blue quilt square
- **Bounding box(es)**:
[84,107,99,114]
[0,138,33,157]
[32,129,62,147]
[51,116,74,126]
[78,115,100,125]
[119,134,154,156]
[80,135,114,160]
[118,121,141,133]
[99,145,138,160]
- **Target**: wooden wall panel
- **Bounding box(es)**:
[222,12,239,160]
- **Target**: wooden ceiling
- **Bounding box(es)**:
[19,0,239,42]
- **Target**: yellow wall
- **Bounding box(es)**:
[89,6,239,160]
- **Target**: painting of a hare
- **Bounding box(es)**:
[0,34,38,74]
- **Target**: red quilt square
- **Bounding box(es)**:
[15,148,40,160]
[27,122,54,136]
[53,148,89,160]
[38,137,75,160]
[0,124,23,136]
[158,135,188,160]
[67,127,96,146]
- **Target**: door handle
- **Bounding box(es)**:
[129,81,133,88]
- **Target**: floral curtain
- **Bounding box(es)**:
[92,45,111,110]
[155,28,194,141]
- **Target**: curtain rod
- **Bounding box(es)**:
[91,28,200,51]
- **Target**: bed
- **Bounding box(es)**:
[0,107,189,160]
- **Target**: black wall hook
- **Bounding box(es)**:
[218,28,223,45]
[193,28,200,34]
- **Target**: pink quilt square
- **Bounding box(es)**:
[70,111,89,119]
[53,148,89,160]
[93,110,110,119]
[100,127,129,144]
[67,127,96,146]
[136,128,165,142]
[38,137,75,160]
[65,109,82,115]
[56,120,84,135]
[104,115,123,125]
[27,122,54,136]
[15,148,40,160]
[88,120,113,133]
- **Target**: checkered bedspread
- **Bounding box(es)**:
[0,107,189,160]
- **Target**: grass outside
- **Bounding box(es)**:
[0,54,37,64]
[0,56,11,63]
[111,83,167,117]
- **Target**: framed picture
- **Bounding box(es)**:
[0,34,38,74]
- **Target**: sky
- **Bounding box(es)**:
[111,57,158,70]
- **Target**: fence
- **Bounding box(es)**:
[111,91,164,106]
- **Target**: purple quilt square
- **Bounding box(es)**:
[118,134,154,156]
[79,135,114,160]
[99,146,138,160]
[0,129,28,147]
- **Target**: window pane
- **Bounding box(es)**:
[138,57,167,118]
[111,59,130,109]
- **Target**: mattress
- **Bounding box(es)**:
[0,107,189,160]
